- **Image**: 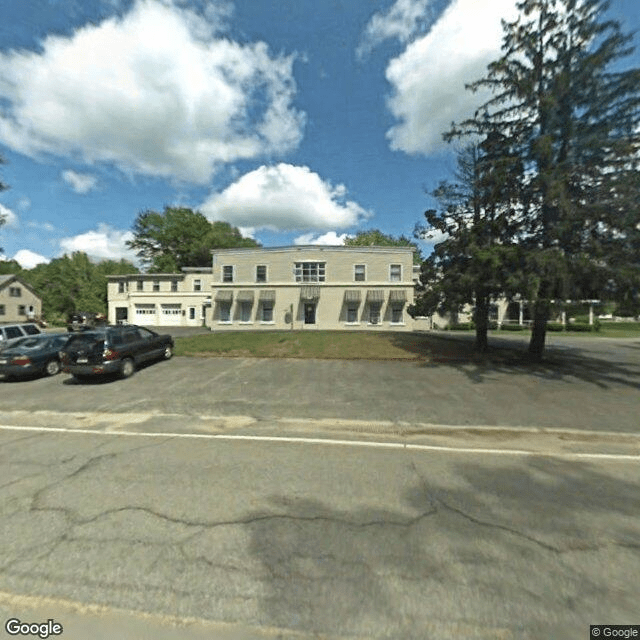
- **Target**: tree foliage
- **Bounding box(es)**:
[415,143,524,350]
[127,207,260,272]
[422,0,640,358]
[345,229,423,264]
[19,253,138,323]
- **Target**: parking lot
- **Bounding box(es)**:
[1,331,639,433]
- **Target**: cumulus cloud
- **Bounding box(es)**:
[13,249,50,269]
[294,231,351,245]
[62,170,98,194]
[385,0,518,155]
[358,0,435,58]
[59,223,137,262]
[200,163,371,232]
[0,0,304,183]
[0,204,19,229]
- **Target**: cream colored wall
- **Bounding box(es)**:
[0,283,42,323]
[107,274,213,325]
[210,285,414,331]
[212,247,414,285]
[208,247,415,331]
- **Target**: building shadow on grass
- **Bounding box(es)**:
[388,332,640,390]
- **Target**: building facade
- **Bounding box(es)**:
[107,268,212,327]
[0,275,42,323]
[209,246,417,332]
[107,246,418,331]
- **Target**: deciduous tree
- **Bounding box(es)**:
[127,207,260,272]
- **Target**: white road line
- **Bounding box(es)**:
[1,423,639,461]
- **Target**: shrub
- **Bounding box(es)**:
[449,322,474,330]
[501,323,526,331]
[569,322,596,332]
[547,322,565,332]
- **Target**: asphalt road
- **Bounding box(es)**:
[1,335,639,639]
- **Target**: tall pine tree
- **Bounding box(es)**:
[447,0,640,359]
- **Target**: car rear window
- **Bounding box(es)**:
[66,333,105,348]
[23,325,41,335]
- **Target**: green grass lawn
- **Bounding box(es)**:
[174,330,438,360]
[173,324,640,362]
[487,321,640,338]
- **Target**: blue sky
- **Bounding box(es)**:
[0,0,638,269]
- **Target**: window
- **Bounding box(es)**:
[391,305,403,323]
[136,280,144,291]
[390,265,402,282]
[189,307,196,320]
[5,327,23,339]
[23,324,40,335]
[219,302,231,322]
[18,305,26,315]
[222,265,234,283]
[118,282,126,293]
[354,265,366,282]
[369,303,381,325]
[261,303,273,322]
[171,280,178,292]
[256,265,267,283]
[0,305,4,315]
[9,287,21,297]
[135,304,156,315]
[295,262,325,282]
[193,279,202,292]
[153,281,160,292]
[240,302,252,322]
[347,306,358,323]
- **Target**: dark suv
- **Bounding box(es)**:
[60,325,174,379]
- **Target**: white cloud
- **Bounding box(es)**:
[0,0,304,183]
[200,163,371,232]
[385,0,518,155]
[62,170,98,194]
[0,204,19,229]
[26,220,56,232]
[358,0,435,58]
[59,223,137,262]
[294,231,352,245]
[13,249,50,269]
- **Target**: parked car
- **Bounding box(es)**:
[67,311,107,332]
[0,323,43,351]
[0,333,71,380]
[60,325,174,380]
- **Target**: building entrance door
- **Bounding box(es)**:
[304,303,316,324]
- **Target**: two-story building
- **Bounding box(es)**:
[209,245,416,331]
[107,267,212,327]
[107,246,418,331]
[0,275,42,323]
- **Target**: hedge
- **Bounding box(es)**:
[500,324,527,331]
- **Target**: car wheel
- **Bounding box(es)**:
[45,359,60,376]
[163,345,173,360]
[120,358,135,379]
